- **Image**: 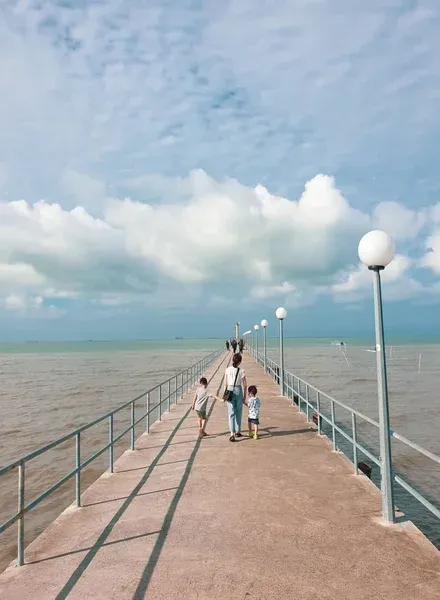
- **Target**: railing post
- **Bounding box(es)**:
[174,376,178,404]
[263,326,267,373]
[331,401,336,451]
[130,401,135,451]
[146,392,150,433]
[370,267,395,523]
[181,372,184,398]
[279,318,285,396]
[306,385,310,422]
[159,385,162,420]
[298,380,301,413]
[76,432,81,507]
[168,380,171,412]
[352,413,358,474]
[17,461,25,567]
[316,391,322,435]
[109,414,114,473]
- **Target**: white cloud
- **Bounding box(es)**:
[2,293,65,319]
[0,171,372,304]
[331,254,425,303]
[0,168,437,314]
[4,294,26,311]
[251,282,296,300]
[372,202,426,240]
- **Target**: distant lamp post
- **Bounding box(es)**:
[243,331,251,352]
[275,307,287,395]
[358,229,395,524]
[254,324,260,359]
[261,319,268,372]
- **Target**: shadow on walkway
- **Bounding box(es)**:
[259,426,316,438]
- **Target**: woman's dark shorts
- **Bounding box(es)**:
[248,418,259,425]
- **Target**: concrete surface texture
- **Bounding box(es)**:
[0,352,439,600]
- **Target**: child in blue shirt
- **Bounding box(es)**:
[245,385,261,440]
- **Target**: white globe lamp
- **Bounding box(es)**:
[261,320,268,372]
[276,307,287,320]
[275,307,287,395]
[358,230,394,270]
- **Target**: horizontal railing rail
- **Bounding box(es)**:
[248,343,440,524]
[0,347,224,566]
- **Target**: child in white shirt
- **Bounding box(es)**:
[245,385,261,440]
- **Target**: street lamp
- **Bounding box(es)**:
[254,324,259,360]
[243,330,251,352]
[261,319,268,372]
[275,307,287,395]
[358,229,395,524]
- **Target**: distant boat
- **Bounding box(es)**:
[331,341,346,347]
[174,337,184,340]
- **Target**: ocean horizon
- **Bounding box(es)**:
[1,335,440,354]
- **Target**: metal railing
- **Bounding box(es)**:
[248,344,440,526]
[0,347,224,566]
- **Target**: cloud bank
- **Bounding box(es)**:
[1,170,439,315]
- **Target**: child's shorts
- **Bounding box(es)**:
[196,410,207,419]
[248,418,260,425]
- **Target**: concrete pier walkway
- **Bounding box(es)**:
[1,352,439,599]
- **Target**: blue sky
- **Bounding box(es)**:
[1,0,440,341]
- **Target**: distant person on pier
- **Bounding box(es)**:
[238,338,244,354]
[231,339,237,353]
[226,340,230,351]
[223,353,247,442]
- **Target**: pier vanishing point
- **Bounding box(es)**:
[1,349,440,599]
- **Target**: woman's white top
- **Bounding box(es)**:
[225,366,246,389]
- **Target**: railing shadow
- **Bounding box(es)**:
[116,458,189,474]
[261,426,316,438]
[82,486,178,508]
[28,530,161,565]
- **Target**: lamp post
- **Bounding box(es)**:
[254,324,259,361]
[261,319,268,372]
[358,229,395,524]
[275,307,287,395]
[243,330,251,352]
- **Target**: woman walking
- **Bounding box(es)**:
[224,353,247,442]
